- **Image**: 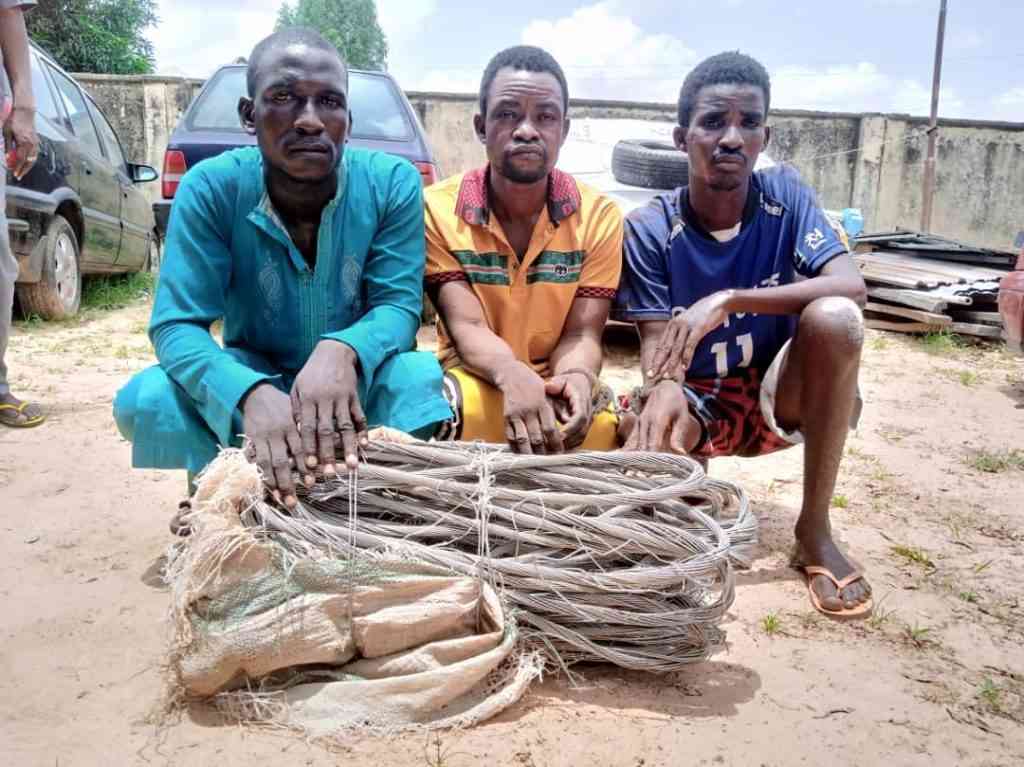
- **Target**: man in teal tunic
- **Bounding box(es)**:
[114,28,450,512]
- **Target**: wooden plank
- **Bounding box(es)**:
[862,251,1006,280]
[858,268,930,289]
[865,302,952,325]
[950,310,1003,325]
[865,318,946,334]
[866,287,948,312]
[950,322,1004,339]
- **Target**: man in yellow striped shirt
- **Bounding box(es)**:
[425,46,623,453]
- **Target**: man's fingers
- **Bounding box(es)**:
[506,417,532,454]
[649,323,677,378]
[540,403,564,454]
[15,148,32,179]
[337,413,359,470]
[284,429,313,487]
[525,412,546,455]
[252,438,275,486]
[349,396,369,452]
[293,393,315,464]
[269,436,297,507]
[680,327,703,371]
[317,401,338,475]
[669,414,689,455]
[668,325,690,377]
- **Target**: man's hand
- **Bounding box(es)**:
[242,383,304,507]
[291,340,367,474]
[623,380,696,454]
[496,360,563,454]
[4,105,37,180]
[648,290,733,381]
[545,371,593,450]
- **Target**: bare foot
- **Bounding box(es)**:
[0,392,46,427]
[793,527,872,612]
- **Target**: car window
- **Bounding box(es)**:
[349,74,412,141]
[89,99,126,172]
[30,54,62,124]
[46,64,104,158]
[186,67,413,141]
[188,67,246,131]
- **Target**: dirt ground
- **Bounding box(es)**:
[3,294,1024,767]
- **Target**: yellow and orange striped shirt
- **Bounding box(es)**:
[424,166,623,378]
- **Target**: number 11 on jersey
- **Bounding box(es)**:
[710,332,754,378]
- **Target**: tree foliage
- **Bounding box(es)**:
[26,0,157,75]
[276,0,388,71]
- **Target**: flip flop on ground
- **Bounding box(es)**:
[0,400,46,428]
[798,564,874,619]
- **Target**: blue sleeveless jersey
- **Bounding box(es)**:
[612,167,847,380]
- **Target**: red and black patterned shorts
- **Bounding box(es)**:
[683,369,794,459]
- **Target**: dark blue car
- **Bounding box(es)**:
[154,64,437,236]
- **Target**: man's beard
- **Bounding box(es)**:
[500,150,550,184]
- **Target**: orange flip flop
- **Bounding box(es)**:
[799,565,874,619]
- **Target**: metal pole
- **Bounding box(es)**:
[921,0,948,232]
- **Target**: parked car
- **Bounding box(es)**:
[10,44,160,320]
[154,64,438,237]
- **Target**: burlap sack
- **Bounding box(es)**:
[165,449,540,736]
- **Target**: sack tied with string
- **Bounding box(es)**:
[164,449,541,736]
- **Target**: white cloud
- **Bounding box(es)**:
[771,62,965,118]
[405,1,697,100]
[992,87,1024,122]
[151,0,440,80]
[151,0,280,78]
[521,1,696,103]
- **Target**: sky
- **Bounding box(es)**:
[149,0,1024,122]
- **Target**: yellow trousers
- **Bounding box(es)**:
[445,367,619,451]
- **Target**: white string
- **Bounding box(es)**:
[346,464,357,626]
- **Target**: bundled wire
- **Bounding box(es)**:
[248,441,757,673]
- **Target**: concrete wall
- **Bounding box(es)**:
[76,75,1024,251]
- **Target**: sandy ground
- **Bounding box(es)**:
[2,296,1024,767]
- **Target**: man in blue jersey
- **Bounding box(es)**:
[614,52,871,618]
[113,28,451,527]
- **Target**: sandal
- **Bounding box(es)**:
[0,401,46,428]
[798,564,874,619]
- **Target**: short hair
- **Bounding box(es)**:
[677,51,771,128]
[247,27,345,97]
[478,45,569,116]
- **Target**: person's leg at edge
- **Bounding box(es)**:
[772,296,869,611]
[0,171,44,427]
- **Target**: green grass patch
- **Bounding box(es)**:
[958,591,979,604]
[831,494,849,509]
[81,272,155,312]
[903,622,933,648]
[760,613,781,635]
[978,677,1003,712]
[920,331,964,355]
[891,544,935,570]
[967,449,1024,474]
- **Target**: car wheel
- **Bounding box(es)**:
[144,233,161,273]
[15,214,82,320]
[611,140,690,189]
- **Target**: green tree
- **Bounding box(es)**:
[276,0,387,71]
[26,0,158,74]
